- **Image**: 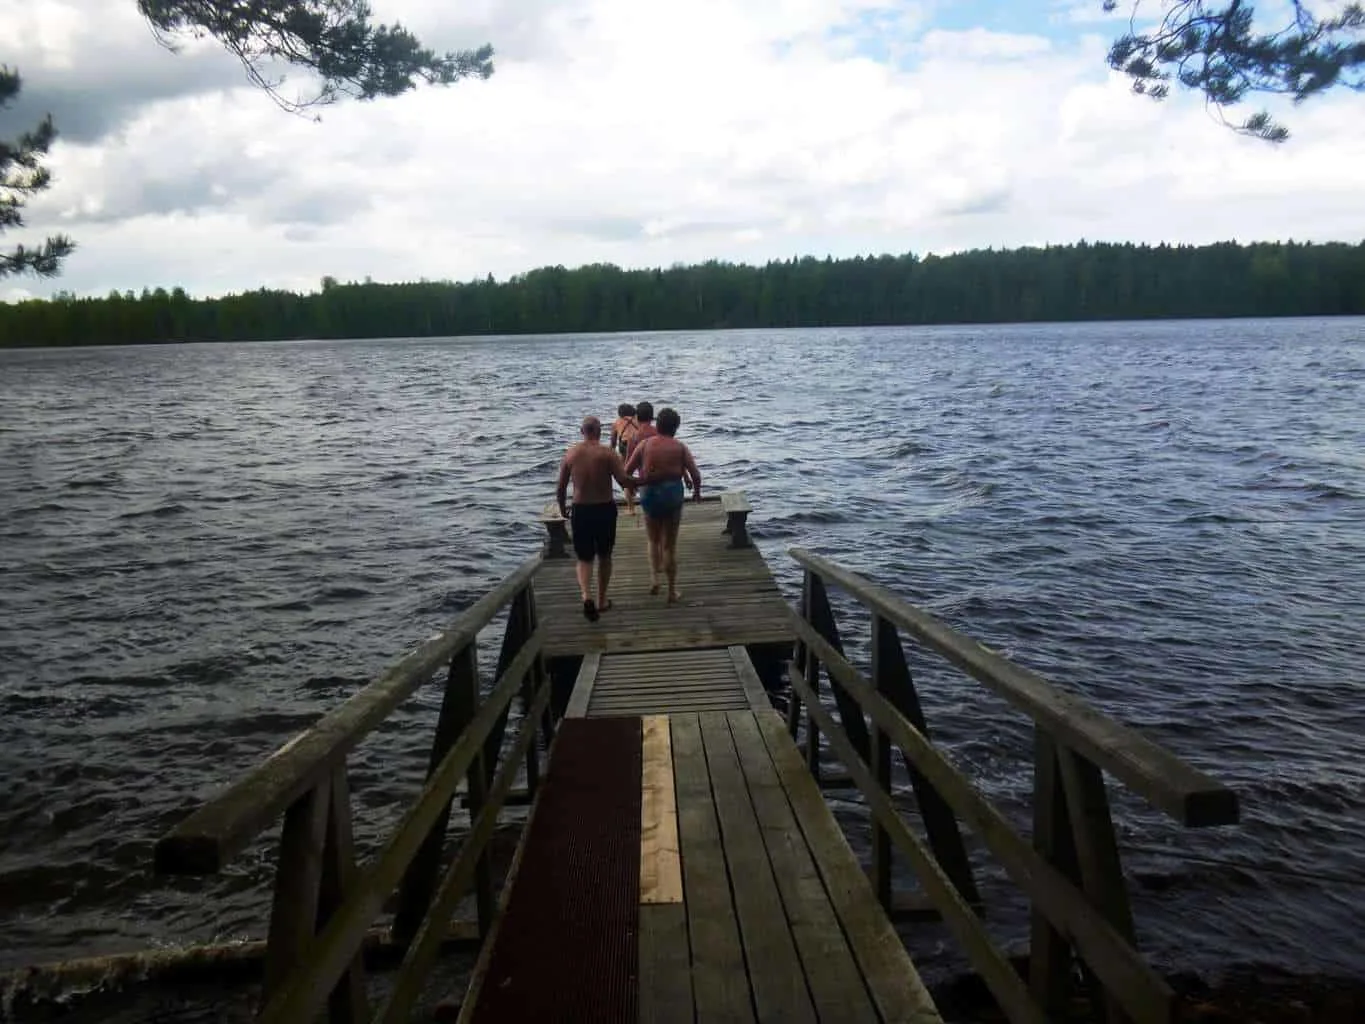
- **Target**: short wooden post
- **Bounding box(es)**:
[392,642,480,943]
[522,586,548,799]
[483,589,531,777]
[262,779,331,1002]
[317,766,367,1023]
[541,506,569,559]
[800,571,822,781]
[467,745,495,936]
[872,615,981,907]
[808,572,871,764]
[869,627,893,910]
[1029,730,1078,1016]
[1059,747,1137,1023]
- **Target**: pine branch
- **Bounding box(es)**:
[137,1,494,115]
[1106,1,1365,142]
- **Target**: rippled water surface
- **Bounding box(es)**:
[2,320,1364,981]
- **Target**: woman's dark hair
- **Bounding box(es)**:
[635,401,655,423]
[618,403,636,418]
[657,407,681,437]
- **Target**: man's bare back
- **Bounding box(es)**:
[558,440,634,514]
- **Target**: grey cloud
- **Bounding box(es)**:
[941,186,1012,217]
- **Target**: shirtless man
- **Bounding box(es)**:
[625,406,701,603]
[556,416,640,621]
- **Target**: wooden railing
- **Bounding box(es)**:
[154,554,552,1023]
[785,548,1240,1024]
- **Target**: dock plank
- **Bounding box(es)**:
[699,712,817,1023]
[671,713,755,1023]
[640,904,694,1024]
[728,711,880,1024]
[753,709,943,1023]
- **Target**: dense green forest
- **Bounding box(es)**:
[2,239,1362,347]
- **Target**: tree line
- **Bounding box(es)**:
[1,239,1362,347]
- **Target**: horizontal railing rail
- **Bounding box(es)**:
[152,553,553,1022]
[785,547,1240,1024]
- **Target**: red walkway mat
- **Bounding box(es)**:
[467,716,643,1023]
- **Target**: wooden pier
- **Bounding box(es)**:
[60,491,1242,1023]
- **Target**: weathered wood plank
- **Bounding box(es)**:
[564,653,601,719]
[640,903,694,1024]
[317,768,367,1024]
[157,556,542,875]
[641,715,683,905]
[751,708,943,1024]
[699,711,816,1023]
[671,713,754,1023]
[789,548,1239,828]
[729,711,878,1024]
[729,645,773,711]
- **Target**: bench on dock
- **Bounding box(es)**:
[540,491,753,559]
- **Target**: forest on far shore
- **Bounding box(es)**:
[1,239,1362,348]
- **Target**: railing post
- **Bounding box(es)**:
[317,766,367,1023]
[869,618,893,910]
[807,571,871,764]
[1029,730,1078,1016]
[1058,747,1137,1023]
[872,615,981,907]
[262,778,331,1003]
[800,570,822,781]
[392,641,480,943]
[522,585,549,799]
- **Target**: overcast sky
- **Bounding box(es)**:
[2,0,1362,301]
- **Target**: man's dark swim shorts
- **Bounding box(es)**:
[571,501,618,562]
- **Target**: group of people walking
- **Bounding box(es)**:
[555,400,701,620]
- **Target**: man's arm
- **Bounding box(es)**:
[611,453,641,490]
[556,454,572,519]
[683,445,702,500]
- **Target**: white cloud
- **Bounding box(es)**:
[3,0,1363,301]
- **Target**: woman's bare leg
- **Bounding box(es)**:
[663,512,684,603]
[644,514,663,593]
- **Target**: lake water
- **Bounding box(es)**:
[2,319,1364,984]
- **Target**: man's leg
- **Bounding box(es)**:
[597,556,613,608]
[576,558,593,603]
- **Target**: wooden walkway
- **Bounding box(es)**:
[534,499,792,662]
[461,643,942,1023]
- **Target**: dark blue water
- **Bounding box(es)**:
[2,320,1363,982]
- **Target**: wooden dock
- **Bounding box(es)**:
[118,489,1242,1024]
[535,497,793,694]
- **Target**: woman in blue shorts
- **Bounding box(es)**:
[625,407,701,603]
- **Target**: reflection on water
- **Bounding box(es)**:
[1,319,1364,979]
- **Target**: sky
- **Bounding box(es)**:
[1,0,1363,301]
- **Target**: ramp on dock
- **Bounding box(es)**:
[460,644,942,1024]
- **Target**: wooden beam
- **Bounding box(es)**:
[788,548,1238,828]
[728,645,772,712]
[790,667,1045,1024]
[257,633,543,1024]
[564,653,601,719]
[155,555,542,875]
[788,635,1175,1024]
[376,678,552,1024]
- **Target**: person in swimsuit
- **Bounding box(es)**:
[609,403,639,515]
[556,416,641,620]
[625,406,700,603]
